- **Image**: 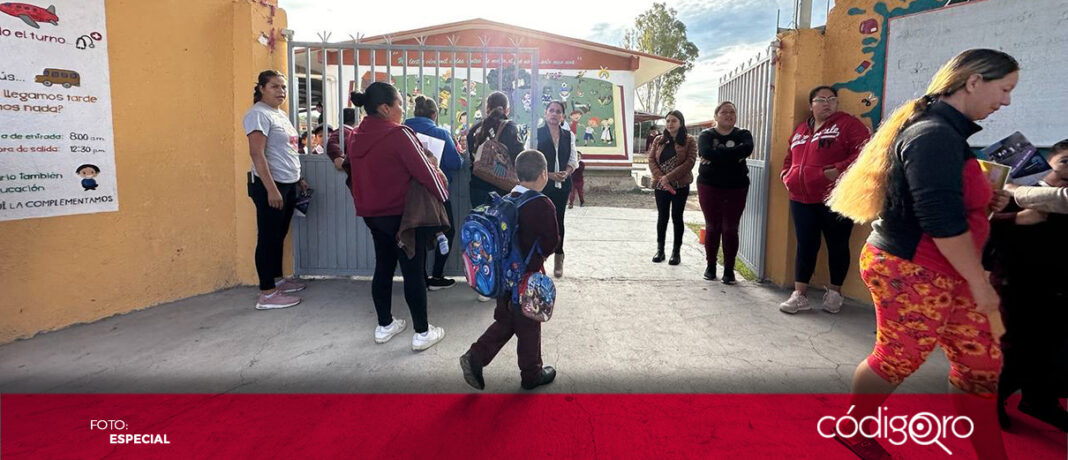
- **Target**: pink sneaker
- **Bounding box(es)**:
[275,278,306,293]
[256,291,301,310]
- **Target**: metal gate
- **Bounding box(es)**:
[717,51,774,280]
[284,33,540,276]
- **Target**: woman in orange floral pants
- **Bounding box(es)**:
[826,49,1018,460]
[860,246,1001,395]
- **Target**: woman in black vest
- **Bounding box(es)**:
[527,100,578,278]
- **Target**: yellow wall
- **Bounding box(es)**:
[0,0,288,343]
[764,0,945,302]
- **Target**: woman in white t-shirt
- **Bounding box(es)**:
[242,70,308,310]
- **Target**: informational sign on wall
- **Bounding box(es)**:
[0,0,118,221]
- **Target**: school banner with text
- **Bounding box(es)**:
[0,0,117,221]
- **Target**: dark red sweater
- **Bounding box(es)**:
[346,115,448,217]
[513,192,559,273]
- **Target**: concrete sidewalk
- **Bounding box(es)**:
[0,207,952,394]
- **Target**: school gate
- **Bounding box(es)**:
[287,35,541,277]
[284,21,682,277]
[717,51,775,281]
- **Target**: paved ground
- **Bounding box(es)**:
[0,207,953,394]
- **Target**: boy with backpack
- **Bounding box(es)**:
[460,150,560,390]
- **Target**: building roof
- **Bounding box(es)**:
[301,18,683,87]
[686,120,716,128]
[634,111,665,123]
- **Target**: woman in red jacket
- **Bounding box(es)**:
[348,82,450,352]
[779,86,870,314]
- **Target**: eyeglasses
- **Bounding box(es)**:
[812,97,838,104]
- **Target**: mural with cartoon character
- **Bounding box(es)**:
[825,0,945,129]
[76,163,99,191]
[392,71,619,147]
[509,73,619,147]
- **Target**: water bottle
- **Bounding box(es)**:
[436,233,449,255]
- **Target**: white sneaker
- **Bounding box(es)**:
[822,289,844,314]
[779,291,811,314]
[412,325,446,351]
[255,291,301,310]
[477,295,492,302]
[374,318,407,344]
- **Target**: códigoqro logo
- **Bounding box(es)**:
[817,405,974,455]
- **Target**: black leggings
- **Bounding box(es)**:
[543,180,571,254]
[789,200,854,286]
[654,186,690,250]
[250,178,298,291]
[364,215,431,333]
[430,199,456,278]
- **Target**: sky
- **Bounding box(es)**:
[279,0,832,122]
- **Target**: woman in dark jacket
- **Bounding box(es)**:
[527,100,578,277]
[827,49,1019,459]
[466,91,524,208]
[647,110,697,266]
[348,82,449,352]
[697,101,753,284]
[404,96,464,291]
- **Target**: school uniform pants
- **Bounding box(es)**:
[697,184,748,270]
[569,179,585,205]
[467,297,543,385]
[250,178,298,291]
[789,200,853,286]
[364,215,431,333]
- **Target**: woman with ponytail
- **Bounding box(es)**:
[826,49,1018,459]
[466,91,525,208]
[242,70,307,310]
[348,82,450,352]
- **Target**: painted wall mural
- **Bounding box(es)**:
[385,71,620,148]
[830,0,945,129]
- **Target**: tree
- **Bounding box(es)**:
[622,3,699,115]
[487,67,532,91]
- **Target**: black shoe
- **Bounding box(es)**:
[460,352,485,390]
[668,249,681,266]
[568,203,574,209]
[652,248,666,263]
[721,271,736,285]
[521,366,557,390]
[703,265,717,281]
[427,277,456,291]
[1019,399,1068,432]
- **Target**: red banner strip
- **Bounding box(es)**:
[2,394,1063,458]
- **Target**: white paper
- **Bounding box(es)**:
[415,133,445,165]
[0,0,119,221]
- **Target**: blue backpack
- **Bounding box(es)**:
[461,190,545,302]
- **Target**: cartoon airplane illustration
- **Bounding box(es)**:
[0,3,58,29]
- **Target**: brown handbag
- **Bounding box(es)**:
[472,120,519,191]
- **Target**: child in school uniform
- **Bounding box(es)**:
[461,149,560,390]
[568,152,586,209]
